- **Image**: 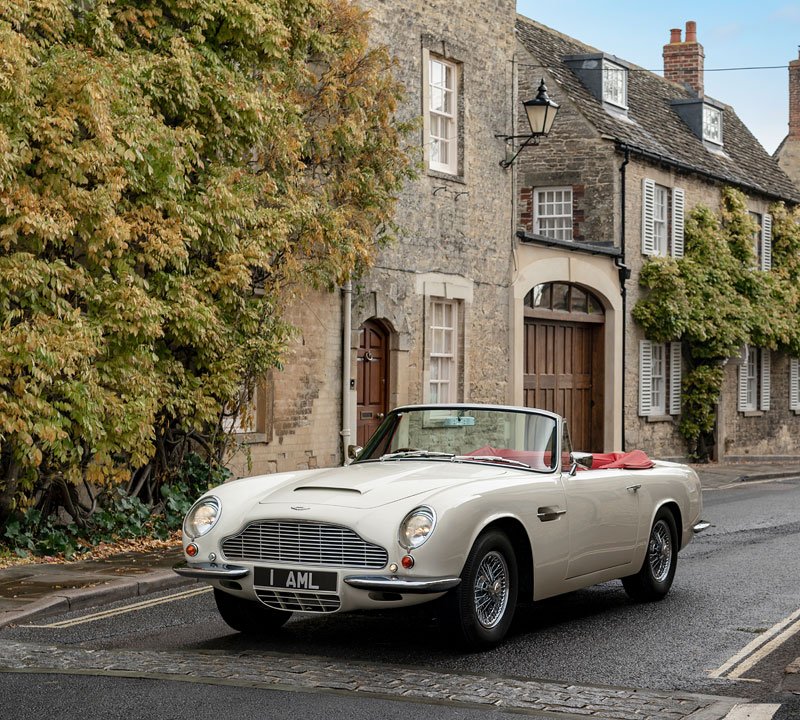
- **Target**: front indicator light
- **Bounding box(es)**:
[186,543,199,557]
[401,555,415,569]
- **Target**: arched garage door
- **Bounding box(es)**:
[523,283,605,452]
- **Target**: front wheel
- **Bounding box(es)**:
[622,507,678,602]
[447,530,518,649]
[213,588,292,634]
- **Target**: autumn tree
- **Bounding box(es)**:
[0,0,414,526]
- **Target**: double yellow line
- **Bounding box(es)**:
[709,607,800,680]
[27,585,212,629]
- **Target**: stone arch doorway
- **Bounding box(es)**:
[523,282,605,452]
[356,319,390,446]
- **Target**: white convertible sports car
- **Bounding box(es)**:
[175,404,708,647]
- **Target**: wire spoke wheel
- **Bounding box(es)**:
[622,507,677,602]
[473,550,510,629]
[449,529,518,648]
[648,519,673,583]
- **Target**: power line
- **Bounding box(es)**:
[517,63,788,72]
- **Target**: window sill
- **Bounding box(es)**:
[740,410,763,418]
[645,414,674,423]
[427,168,466,185]
[230,432,268,445]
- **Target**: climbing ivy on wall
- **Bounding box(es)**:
[633,187,800,460]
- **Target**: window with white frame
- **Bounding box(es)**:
[429,300,457,403]
[534,187,573,241]
[427,55,458,175]
[703,104,723,146]
[642,179,685,258]
[639,340,682,417]
[602,60,627,109]
[738,345,770,412]
[653,185,668,256]
[790,357,800,412]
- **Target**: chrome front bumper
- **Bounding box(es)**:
[174,562,460,596]
[344,575,461,594]
[173,561,250,580]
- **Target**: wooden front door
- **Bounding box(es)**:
[523,283,605,452]
[356,320,389,446]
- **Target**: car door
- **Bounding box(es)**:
[563,468,641,579]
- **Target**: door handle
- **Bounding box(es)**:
[626,484,642,493]
[537,507,566,521]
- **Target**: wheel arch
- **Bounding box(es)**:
[475,517,534,601]
[656,500,682,546]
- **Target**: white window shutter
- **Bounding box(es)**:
[671,187,685,258]
[642,179,655,255]
[760,348,771,411]
[790,357,800,411]
[737,345,749,412]
[669,342,682,415]
[761,213,772,271]
[639,340,653,416]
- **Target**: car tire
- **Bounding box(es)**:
[448,529,518,649]
[622,507,678,602]
[213,588,292,634]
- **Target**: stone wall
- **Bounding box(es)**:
[228,0,518,477]
[226,290,343,478]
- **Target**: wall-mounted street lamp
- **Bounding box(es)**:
[497,79,560,168]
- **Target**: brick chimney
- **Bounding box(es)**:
[789,50,800,140]
[663,20,704,96]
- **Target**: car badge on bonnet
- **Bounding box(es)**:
[291,505,311,511]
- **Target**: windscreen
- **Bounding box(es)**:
[358,407,558,471]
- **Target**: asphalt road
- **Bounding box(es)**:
[1,477,799,719]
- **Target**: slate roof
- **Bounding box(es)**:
[516,16,800,203]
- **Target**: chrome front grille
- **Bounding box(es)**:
[221,520,388,569]
[256,588,340,613]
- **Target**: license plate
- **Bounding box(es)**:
[254,566,337,592]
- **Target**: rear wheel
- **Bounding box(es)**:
[448,530,518,648]
[213,588,292,634]
[622,507,678,602]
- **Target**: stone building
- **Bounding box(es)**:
[775,51,800,188]
[227,0,520,477]
[226,8,800,478]
[513,18,800,460]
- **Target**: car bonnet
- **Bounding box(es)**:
[257,459,509,509]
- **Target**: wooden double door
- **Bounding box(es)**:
[523,285,605,452]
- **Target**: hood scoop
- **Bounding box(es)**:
[294,486,362,495]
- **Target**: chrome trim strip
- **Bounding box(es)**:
[173,561,250,579]
[693,520,711,534]
[343,575,461,594]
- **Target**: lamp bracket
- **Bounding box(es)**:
[498,134,542,168]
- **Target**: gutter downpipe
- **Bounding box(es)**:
[616,148,631,452]
[341,281,353,464]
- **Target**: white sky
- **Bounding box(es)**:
[516,0,800,154]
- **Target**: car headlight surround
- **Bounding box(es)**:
[399,506,436,550]
[184,496,221,540]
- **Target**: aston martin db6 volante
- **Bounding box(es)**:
[175,404,708,647]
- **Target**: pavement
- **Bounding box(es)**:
[0,460,798,714]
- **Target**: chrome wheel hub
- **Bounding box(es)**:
[473,550,509,629]
[648,519,673,582]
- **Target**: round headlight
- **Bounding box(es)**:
[399,506,436,550]
[184,497,221,539]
